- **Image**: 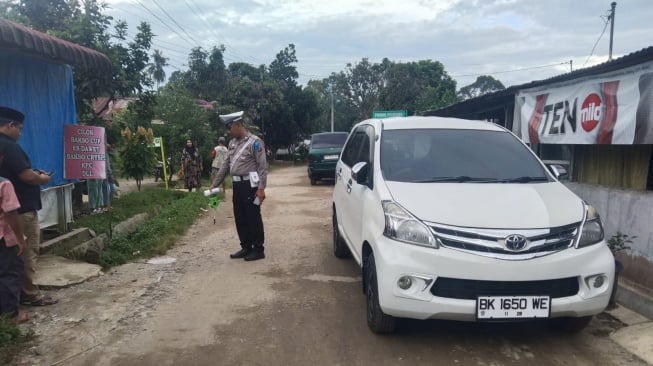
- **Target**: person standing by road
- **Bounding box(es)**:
[182,138,203,192]
[0,147,29,324]
[87,178,104,214]
[211,136,228,196]
[210,111,268,261]
[0,106,57,307]
[102,140,116,210]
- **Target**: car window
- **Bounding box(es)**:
[380,129,550,182]
[311,133,348,149]
[341,129,366,167]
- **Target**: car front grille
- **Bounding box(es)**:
[431,277,580,300]
[426,222,581,260]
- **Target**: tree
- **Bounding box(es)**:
[380,59,457,114]
[148,49,168,90]
[2,0,155,121]
[119,126,157,191]
[152,86,215,176]
[177,45,227,101]
[269,44,298,89]
[333,58,385,123]
[458,75,505,100]
[1,0,73,32]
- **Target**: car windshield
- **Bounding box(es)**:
[380,129,550,183]
[311,133,348,149]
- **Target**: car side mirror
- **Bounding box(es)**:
[548,164,568,180]
[351,162,369,185]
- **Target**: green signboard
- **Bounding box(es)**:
[372,110,408,118]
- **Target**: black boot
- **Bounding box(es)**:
[230,248,251,259]
[244,250,265,261]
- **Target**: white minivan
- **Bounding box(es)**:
[332,116,614,333]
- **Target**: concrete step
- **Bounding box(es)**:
[35,254,102,287]
[40,227,94,255]
[617,278,653,321]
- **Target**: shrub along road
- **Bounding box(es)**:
[16,166,647,366]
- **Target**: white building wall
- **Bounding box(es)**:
[565,182,653,262]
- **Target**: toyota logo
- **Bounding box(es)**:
[505,234,528,251]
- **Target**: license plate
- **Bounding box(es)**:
[477,295,550,320]
[324,154,339,160]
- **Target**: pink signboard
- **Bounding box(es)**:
[63,125,106,179]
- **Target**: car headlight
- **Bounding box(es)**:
[382,201,438,248]
[577,205,605,248]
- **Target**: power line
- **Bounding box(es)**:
[182,0,268,65]
[450,61,570,78]
[131,0,199,47]
[114,0,270,68]
[150,0,202,47]
[582,12,612,67]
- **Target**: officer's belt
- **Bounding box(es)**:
[232,175,250,182]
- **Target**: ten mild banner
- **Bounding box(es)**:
[513,60,653,145]
[63,125,106,179]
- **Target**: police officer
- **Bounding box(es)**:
[211,111,268,261]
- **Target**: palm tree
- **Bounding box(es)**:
[148,49,168,91]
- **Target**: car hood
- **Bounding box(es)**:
[385,181,584,228]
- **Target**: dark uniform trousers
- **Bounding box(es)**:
[0,238,24,318]
[232,180,265,252]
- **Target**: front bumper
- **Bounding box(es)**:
[308,162,337,178]
[372,235,614,321]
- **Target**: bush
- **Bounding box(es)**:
[607,231,636,254]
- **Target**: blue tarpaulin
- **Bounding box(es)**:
[0,50,77,188]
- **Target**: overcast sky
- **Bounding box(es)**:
[104,0,652,89]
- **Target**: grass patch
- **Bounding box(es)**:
[72,187,174,236]
[96,190,208,268]
[0,317,33,365]
[72,183,217,268]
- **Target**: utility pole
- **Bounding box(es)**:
[608,2,616,61]
[570,59,573,72]
[330,91,334,132]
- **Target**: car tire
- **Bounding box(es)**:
[365,254,397,333]
[332,210,350,258]
[310,177,317,185]
[550,316,592,333]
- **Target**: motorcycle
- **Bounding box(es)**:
[154,157,172,182]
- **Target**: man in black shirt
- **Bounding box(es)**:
[0,107,57,306]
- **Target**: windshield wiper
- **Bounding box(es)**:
[500,176,550,183]
[413,176,498,183]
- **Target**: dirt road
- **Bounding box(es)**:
[15,165,646,366]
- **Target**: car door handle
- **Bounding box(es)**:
[346,179,352,193]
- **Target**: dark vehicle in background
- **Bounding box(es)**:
[308,132,348,185]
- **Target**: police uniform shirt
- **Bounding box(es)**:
[213,133,268,189]
[0,133,41,213]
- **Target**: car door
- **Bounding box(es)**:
[334,125,373,261]
[346,125,374,254]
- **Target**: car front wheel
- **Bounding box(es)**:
[365,253,396,333]
[332,210,350,258]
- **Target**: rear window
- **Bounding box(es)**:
[311,133,348,149]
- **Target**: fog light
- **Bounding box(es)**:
[593,275,606,288]
[397,276,412,290]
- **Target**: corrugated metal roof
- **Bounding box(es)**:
[0,17,112,70]
[425,45,653,117]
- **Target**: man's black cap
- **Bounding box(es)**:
[0,106,25,123]
[219,111,243,128]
